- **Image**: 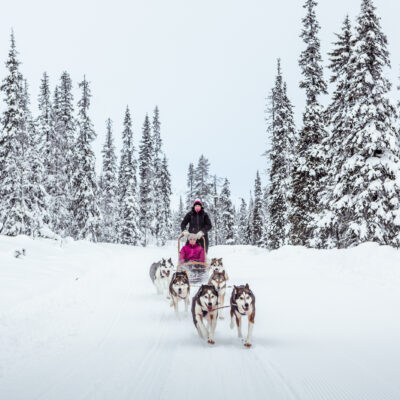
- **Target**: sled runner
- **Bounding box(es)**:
[177,234,209,284]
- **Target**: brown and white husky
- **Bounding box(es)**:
[191,285,219,345]
[230,284,256,347]
[169,271,190,315]
[208,270,227,320]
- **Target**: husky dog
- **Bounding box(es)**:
[191,285,219,344]
[208,270,227,320]
[169,271,190,314]
[230,284,256,347]
[210,258,229,280]
[149,258,174,295]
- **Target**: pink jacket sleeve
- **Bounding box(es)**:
[198,247,205,263]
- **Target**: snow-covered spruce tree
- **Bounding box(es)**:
[99,118,118,242]
[327,0,400,247]
[22,80,51,237]
[158,155,172,244]
[117,106,140,245]
[245,193,254,245]
[37,72,55,197]
[173,196,185,238]
[193,154,212,209]
[266,60,293,249]
[237,198,249,245]
[138,114,153,245]
[219,178,235,245]
[290,0,328,247]
[151,106,164,245]
[208,175,221,246]
[186,162,195,209]
[70,77,100,241]
[252,171,264,245]
[50,71,76,236]
[315,15,353,248]
[0,32,48,236]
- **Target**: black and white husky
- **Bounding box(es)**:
[210,258,229,280]
[169,271,190,315]
[191,284,219,345]
[149,258,174,295]
[230,284,256,347]
[208,270,227,320]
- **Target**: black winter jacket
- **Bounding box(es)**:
[180,207,212,236]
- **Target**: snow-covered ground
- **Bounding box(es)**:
[1,236,400,400]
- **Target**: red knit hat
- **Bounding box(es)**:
[193,199,202,206]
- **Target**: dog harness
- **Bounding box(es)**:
[232,302,247,316]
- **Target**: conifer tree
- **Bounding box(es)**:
[219,178,235,244]
[0,32,37,235]
[138,114,153,245]
[158,155,172,244]
[237,198,248,245]
[37,72,54,196]
[186,162,195,209]
[266,60,291,249]
[70,77,100,240]
[193,155,212,208]
[291,0,328,246]
[326,0,400,246]
[100,118,118,242]
[151,106,164,244]
[118,106,140,245]
[252,171,264,245]
[50,71,76,236]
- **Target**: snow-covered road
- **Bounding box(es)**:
[1,236,400,400]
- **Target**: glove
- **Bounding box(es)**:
[196,231,204,239]
[182,230,189,238]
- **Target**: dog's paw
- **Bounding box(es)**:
[207,339,215,345]
[244,342,252,348]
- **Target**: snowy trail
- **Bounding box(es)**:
[1,237,400,399]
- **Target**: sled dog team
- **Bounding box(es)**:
[149,257,256,347]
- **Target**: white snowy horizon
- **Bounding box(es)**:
[1,0,400,209]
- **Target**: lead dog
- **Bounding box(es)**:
[230,284,256,347]
[169,271,190,315]
[208,270,227,320]
[210,258,229,280]
[149,258,174,296]
[191,284,219,344]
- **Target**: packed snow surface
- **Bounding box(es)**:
[1,236,400,400]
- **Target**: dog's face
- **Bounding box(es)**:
[171,271,189,296]
[198,285,218,312]
[210,258,224,272]
[209,270,226,291]
[232,284,254,313]
[159,258,172,278]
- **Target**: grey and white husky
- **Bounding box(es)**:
[208,270,227,320]
[191,284,219,345]
[149,258,174,295]
[230,284,256,347]
[210,258,229,280]
[169,270,190,315]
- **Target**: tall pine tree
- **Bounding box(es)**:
[70,76,100,240]
[291,0,328,246]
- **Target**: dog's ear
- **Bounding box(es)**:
[183,270,190,279]
[245,283,249,290]
[218,258,222,263]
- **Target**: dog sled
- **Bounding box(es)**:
[177,234,210,284]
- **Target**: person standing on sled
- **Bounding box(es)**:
[181,199,212,252]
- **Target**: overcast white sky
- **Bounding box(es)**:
[1,0,400,209]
